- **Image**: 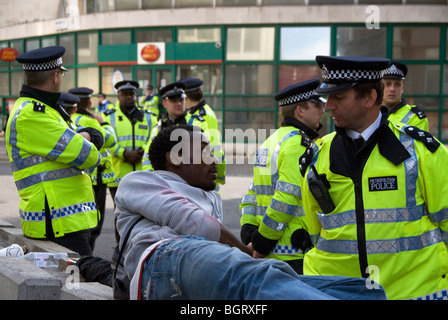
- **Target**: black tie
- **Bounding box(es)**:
[353,137,365,152]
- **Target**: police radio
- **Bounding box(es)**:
[308,165,335,214]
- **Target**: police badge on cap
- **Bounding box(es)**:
[275,78,326,107]
[315,56,391,95]
[383,61,407,80]
[159,82,186,100]
[16,46,67,72]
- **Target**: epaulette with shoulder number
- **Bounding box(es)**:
[33,101,46,113]
[103,108,116,116]
[410,106,427,120]
[400,124,440,153]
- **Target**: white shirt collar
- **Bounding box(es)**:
[346,111,382,141]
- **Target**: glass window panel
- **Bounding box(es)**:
[42,37,57,47]
[0,42,9,71]
[278,64,321,91]
[263,0,305,4]
[142,0,172,8]
[225,64,275,95]
[406,0,446,4]
[178,28,221,43]
[101,66,132,95]
[176,0,213,7]
[216,0,257,6]
[224,109,275,143]
[25,39,39,52]
[102,31,131,45]
[0,73,9,95]
[393,27,440,60]
[10,71,23,96]
[116,0,139,10]
[337,27,386,57]
[403,64,440,95]
[60,69,75,93]
[136,29,173,43]
[97,0,115,12]
[77,67,99,93]
[78,33,98,64]
[10,40,23,69]
[58,34,75,65]
[358,0,401,3]
[177,64,223,94]
[280,27,330,61]
[227,27,275,61]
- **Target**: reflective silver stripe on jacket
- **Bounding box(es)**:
[20,201,97,221]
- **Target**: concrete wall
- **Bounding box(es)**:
[0,4,447,41]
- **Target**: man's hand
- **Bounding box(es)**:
[123,149,143,164]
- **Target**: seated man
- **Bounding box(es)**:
[114,125,387,300]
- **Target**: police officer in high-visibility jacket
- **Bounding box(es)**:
[177,77,226,187]
[142,82,188,171]
[240,79,325,274]
[103,80,157,202]
[382,61,429,131]
[139,84,160,117]
[301,56,448,300]
[6,46,103,256]
[68,87,117,249]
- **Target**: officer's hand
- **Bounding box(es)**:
[124,149,142,164]
[78,131,91,141]
[253,250,266,259]
[92,113,104,124]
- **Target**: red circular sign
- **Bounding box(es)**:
[0,48,18,63]
[141,45,160,63]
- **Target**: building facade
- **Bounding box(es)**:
[0,0,447,143]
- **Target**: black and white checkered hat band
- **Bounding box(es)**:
[163,87,186,98]
[383,64,404,78]
[322,65,383,82]
[278,89,318,106]
[22,57,63,71]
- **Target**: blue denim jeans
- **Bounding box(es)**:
[140,236,387,300]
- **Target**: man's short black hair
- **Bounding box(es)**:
[149,124,197,171]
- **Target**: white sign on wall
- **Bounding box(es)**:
[137,42,166,65]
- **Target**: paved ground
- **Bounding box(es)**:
[0,135,253,260]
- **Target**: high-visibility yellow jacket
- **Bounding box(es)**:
[103,102,157,187]
[301,109,448,300]
[72,109,117,185]
[387,99,429,131]
[186,101,226,186]
[240,118,317,262]
[6,92,101,239]
[139,94,160,117]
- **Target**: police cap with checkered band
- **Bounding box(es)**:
[315,56,391,95]
[68,87,94,98]
[59,92,80,109]
[114,80,139,93]
[275,78,326,107]
[16,46,67,72]
[383,61,407,80]
[159,82,186,100]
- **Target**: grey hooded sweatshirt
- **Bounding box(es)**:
[114,170,223,280]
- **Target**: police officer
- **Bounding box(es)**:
[382,61,429,131]
[142,82,188,171]
[69,87,117,249]
[96,93,112,114]
[139,84,160,117]
[177,77,226,187]
[103,80,157,202]
[240,78,325,274]
[58,92,79,130]
[301,56,448,300]
[6,46,103,256]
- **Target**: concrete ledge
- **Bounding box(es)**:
[0,256,62,300]
[0,220,113,300]
[61,282,114,300]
